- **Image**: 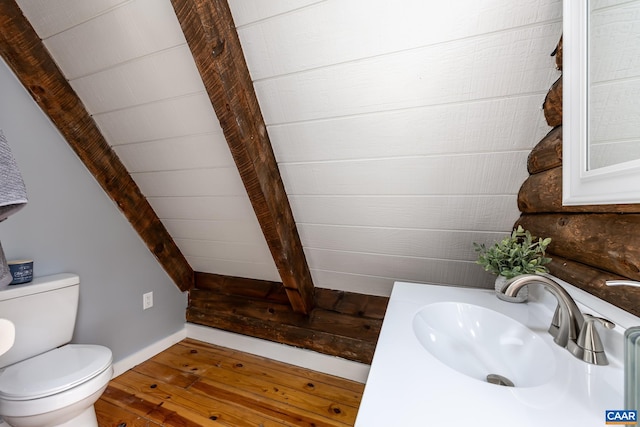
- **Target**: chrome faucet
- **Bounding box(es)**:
[500,274,614,365]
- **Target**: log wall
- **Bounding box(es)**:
[187,273,388,364]
[517,37,640,318]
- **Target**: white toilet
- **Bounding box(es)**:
[0,273,112,427]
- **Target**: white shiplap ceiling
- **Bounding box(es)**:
[15,0,280,282]
[231,0,563,295]
[14,0,562,296]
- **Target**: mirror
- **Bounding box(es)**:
[589,0,640,170]
[563,0,640,205]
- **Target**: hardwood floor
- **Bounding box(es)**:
[96,338,365,427]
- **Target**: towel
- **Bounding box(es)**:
[0,130,28,287]
[0,130,27,221]
[0,242,12,288]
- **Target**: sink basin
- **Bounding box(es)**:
[356,281,626,427]
[412,302,555,387]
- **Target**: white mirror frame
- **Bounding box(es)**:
[563,0,640,205]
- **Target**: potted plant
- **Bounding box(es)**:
[473,225,552,302]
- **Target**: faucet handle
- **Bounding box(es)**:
[587,314,615,329]
[575,313,615,365]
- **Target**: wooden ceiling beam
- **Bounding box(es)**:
[0,0,194,291]
[171,0,315,314]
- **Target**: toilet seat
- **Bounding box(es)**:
[0,344,112,401]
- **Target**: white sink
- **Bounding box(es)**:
[412,302,555,387]
[356,278,632,427]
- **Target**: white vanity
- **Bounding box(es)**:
[355,276,636,426]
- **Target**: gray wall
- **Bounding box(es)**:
[0,58,187,363]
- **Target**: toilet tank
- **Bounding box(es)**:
[0,273,79,368]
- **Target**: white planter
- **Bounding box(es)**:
[495,275,528,303]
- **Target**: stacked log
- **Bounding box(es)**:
[517,36,640,317]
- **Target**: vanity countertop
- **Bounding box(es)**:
[355,277,633,426]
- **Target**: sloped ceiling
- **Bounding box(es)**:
[12,0,281,283]
[4,0,562,297]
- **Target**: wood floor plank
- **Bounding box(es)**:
[99,384,213,427]
[149,348,357,426]
[95,399,161,427]
[97,339,364,427]
[164,342,362,408]
[114,370,288,427]
[132,359,201,388]
[181,339,364,394]
[190,378,350,427]
[197,362,359,424]
[148,345,215,377]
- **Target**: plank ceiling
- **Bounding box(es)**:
[11,0,562,296]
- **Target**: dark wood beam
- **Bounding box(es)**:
[171,0,315,314]
[0,1,193,291]
[189,273,388,364]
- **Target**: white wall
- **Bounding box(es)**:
[0,58,187,363]
[230,0,564,295]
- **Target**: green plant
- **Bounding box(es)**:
[473,226,552,279]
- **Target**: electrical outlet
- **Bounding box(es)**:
[143,292,153,310]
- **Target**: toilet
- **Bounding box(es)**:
[0,274,112,427]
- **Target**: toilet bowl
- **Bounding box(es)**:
[0,344,113,427]
[0,274,113,426]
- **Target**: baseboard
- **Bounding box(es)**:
[112,327,187,377]
[110,324,371,383]
[186,323,370,383]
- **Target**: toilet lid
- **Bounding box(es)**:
[0,344,112,400]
